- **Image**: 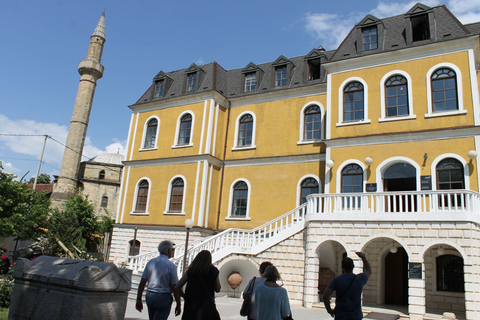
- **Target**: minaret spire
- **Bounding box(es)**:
[51,13,106,202]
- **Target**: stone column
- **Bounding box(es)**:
[408,261,426,320]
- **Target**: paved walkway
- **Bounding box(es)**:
[124,296,333,320]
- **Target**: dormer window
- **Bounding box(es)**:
[411,14,430,41]
[187,73,197,92]
[154,80,165,98]
[245,72,256,92]
[307,59,321,81]
[362,26,378,51]
[275,65,287,86]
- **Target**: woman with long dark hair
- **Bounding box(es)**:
[175,250,221,320]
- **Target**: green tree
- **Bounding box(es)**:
[47,195,111,256]
[27,173,51,184]
[0,172,50,240]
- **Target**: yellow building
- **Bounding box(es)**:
[111,3,480,318]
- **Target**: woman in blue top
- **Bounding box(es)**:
[254,265,291,320]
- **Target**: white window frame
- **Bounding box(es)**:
[226,178,251,220]
[431,153,469,190]
[232,111,257,150]
[379,70,416,122]
[296,174,322,206]
[425,63,465,118]
[298,102,325,144]
[164,175,187,215]
[173,111,195,148]
[337,77,371,126]
[335,160,367,193]
[131,177,152,215]
[140,116,160,151]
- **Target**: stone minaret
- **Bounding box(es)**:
[51,13,105,202]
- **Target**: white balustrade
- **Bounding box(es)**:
[127,190,480,274]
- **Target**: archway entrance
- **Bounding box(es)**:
[385,247,408,305]
[383,163,417,212]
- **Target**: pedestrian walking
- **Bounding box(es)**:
[136,240,181,320]
[254,265,292,320]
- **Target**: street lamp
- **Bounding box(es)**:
[182,219,194,273]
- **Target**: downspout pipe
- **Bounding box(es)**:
[216,101,231,230]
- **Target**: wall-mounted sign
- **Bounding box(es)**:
[409,262,422,279]
[421,175,432,190]
[366,183,377,192]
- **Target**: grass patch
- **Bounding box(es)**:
[0,308,8,320]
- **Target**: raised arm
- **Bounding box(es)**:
[356,252,372,278]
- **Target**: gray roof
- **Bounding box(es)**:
[92,12,105,39]
[330,4,472,62]
[133,3,478,107]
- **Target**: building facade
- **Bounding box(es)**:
[111,4,480,319]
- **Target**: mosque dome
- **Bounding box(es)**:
[89,153,125,165]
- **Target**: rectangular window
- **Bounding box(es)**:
[245,72,256,92]
[187,73,197,92]
[275,66,287,86]
[411,14,430,42]
[154,80,164,98]
[362,26,378,51]
[307,59,321,80]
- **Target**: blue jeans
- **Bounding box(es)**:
[145,292,173,320]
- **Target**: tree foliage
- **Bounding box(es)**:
[27,173,51,184]
[46,194,112,256]
[0,172,50,240]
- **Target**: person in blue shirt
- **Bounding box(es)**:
[136,240,181,320]
[323,252,372,320]
[255,265,292,320]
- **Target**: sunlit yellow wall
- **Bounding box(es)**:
[217,161,325,230]
[328,137,478,192]
[329,51,474,139]
[129,101,207,161]
[225,94,327,159]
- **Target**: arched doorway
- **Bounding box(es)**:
[383,163,417,212]
[385,247,409,305]
[317,241,346,301]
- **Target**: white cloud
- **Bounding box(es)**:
[305,12,354,50]
[0,115,127,176]
[1,161,20,174]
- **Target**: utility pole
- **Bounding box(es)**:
[33,135,49,191]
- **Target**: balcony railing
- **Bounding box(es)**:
[305,190,480,215]
[127,190,480,274]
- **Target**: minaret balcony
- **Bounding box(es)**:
[78,59,104,79]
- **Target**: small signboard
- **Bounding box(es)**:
[421,175,432,190]
[366,183,377,192]
[409,262,422,279]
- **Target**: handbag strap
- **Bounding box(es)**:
[335,274,356,302]
[246,276,256,293]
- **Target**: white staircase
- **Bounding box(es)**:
[127,203,308,275]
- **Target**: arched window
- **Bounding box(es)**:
[344,82,364,122]
[436,158,464,190]
[432,68,458,112]
[178,114,192,145]
[437,255,464,292]
[128,239,141,256]
[232,181,248,217]
[98,170,105,180]
[385,75,408,117]
[341,164,363,193]
[169,178,184,212]
[101,195,108,208]
[436,158,465,207]
[238,114,253,147]
[300,178,319,204]
[341,164,363,208]
[304,106,321,140]
[135,180,149,212]
[144,118,158,148]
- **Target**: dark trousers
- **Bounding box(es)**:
[146,291,173,320]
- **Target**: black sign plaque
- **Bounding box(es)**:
[421,175,432,190]
[409,262,422,279]
[366,183,377,192]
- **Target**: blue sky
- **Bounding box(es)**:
[1,0,479,181]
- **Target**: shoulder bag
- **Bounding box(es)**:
[240,276,256,316]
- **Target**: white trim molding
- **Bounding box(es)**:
[298,101,325,144]
[337,77,370,126]
[378,70,416,122]
[227,178,252,219]
[296,174,322,206]
[430,153,470,190]
[140,115,160,151]
[164,175,187,215]
[173,111,195,148]
[131,177,152,215]
[232,111,257,150]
